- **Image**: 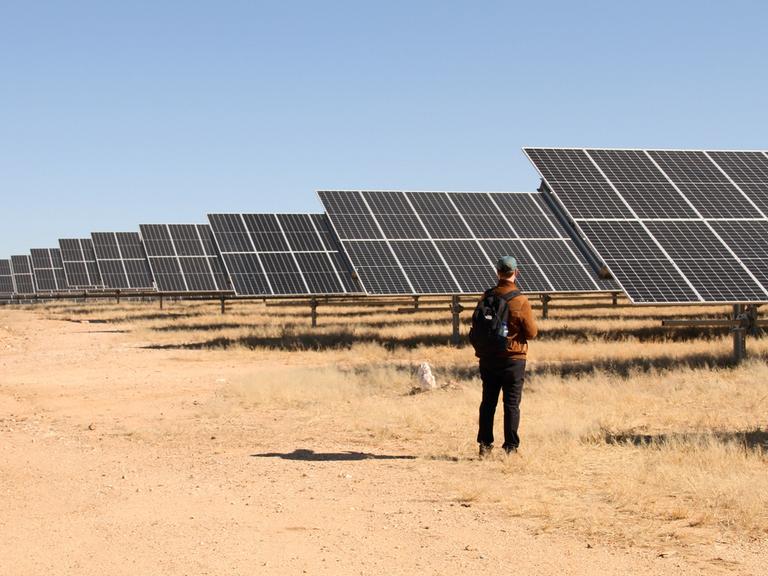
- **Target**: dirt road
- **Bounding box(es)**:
[0,308,763,575]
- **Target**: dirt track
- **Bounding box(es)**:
[0,308,764,575]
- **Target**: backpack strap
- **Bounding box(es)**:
[500,289,521,302]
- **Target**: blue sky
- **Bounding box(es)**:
[2,1,767,255]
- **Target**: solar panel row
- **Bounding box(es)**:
[30,248,68,292]
[525,148,768,304]
[10,255,36,294]
[139,224,229,292]
[318,191,610,295]
[207,213,360,296]
[0,259,15,297]
[58,238,103,289]
[92,232,155,290]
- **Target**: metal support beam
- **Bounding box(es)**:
[540,294,552,319]
[413,295,420,310]
[116,290,121,304]
[220,295,226,315]
[732,304,747,363]
[612,292,618,306]
[310,297,318,328]
[450,295,464,346]
[159,294,163,310]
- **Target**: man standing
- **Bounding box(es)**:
[475,256,538,457]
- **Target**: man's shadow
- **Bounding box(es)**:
[250,448,416,462]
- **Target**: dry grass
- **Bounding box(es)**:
[37,296,768,547]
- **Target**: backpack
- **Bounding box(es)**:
[469,288,521,355]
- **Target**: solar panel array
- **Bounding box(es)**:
[30,248,68,292]
[525,148,768,304]
[139,224,230,292]
[0,259,16,297]
[318,190,610,295]
[10,255,36,294]
[91,232,154,290]
[58,238,103,289]
[207,213,361,296]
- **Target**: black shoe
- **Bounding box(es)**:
[479,444,493,458]
[503,445,518,455]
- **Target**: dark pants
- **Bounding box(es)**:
[477,359,526,450]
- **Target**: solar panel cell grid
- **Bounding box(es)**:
[0,260,14,295]
[92,233,121,259]
[30,248,69,292]
[279,214,326,252]
[611,182,697,219]
[491,193,559,238]
[207,214,254,252]
[674,182,761,219]
[362,191,414,214]
[11,255,35,294]
[92,232,153,290]
[708,151,768,183]
[320,190,609,295]
[588,149,668,183]
[208,212,360,296]
[58,239,103,288]
[528,139,768,302]
[140,224,229,292]
[168,225,205,256]
[179,257,219,291]
[343,241,412,294]
[141,225,176,257]
[648,150,729,183]
[149,257,186,291]
[549,182,633,219]
[310,214,341,251]
[525,148,606,182]
[733,183,768,216]
[479,239,552,293]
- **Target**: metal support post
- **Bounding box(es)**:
[414,295,420,310]
[116,290,121,304]
[612,292,618,306]
[159,294,163,310]
[220,295,226,315]
[310,297,318,328]
[540,294,552,319]
[732,304,747,363]
[450,295,464,345]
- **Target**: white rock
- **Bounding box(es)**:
[417,362,437,391]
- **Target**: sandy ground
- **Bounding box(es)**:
[0,307,765,575]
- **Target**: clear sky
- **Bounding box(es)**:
[2,1,767,256]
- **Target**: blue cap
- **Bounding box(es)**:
[496,256,517,273]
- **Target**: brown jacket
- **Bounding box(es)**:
[478,279,538,360]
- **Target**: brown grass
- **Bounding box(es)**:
[38,296,768,547]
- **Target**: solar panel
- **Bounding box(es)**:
[58,238,103,289]
[318,190,612,295]
[30,248,68,292]
[525,147,768,304]
[91,232,154,290]
[10,255,35,294]
[0,259,15,297]
[139,224,229,292]
[207,213,361,296]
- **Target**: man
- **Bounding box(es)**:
[476,256,538,457]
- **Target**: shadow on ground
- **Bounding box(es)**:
[602,428,768,451]
[251,449,416,461]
